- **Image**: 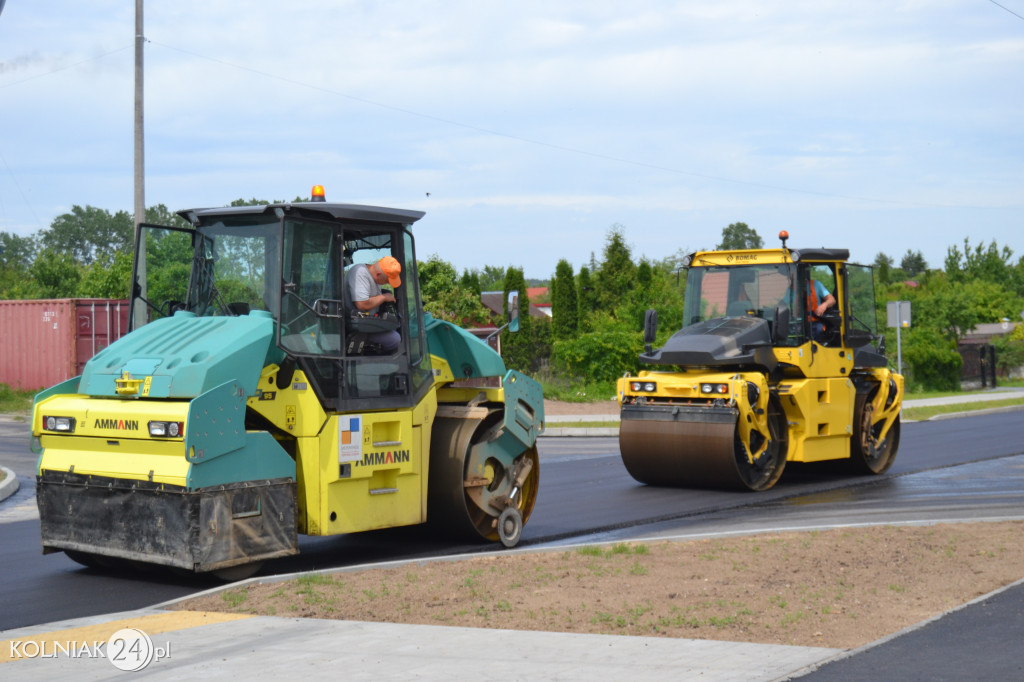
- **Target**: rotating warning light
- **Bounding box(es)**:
[311,185,326,202]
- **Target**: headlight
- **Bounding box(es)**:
[42,415,76,433]
[148,421,184,438]
[629,381,657,392]
[700,383,729,395]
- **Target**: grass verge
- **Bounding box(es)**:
[0,384,33,415]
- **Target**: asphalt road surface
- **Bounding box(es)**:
[2,411,1024,632]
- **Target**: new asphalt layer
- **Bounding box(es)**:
[2,389,1023,680]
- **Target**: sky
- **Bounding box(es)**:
[1,1,1022,280]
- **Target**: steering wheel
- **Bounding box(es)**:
[812,308,842,344]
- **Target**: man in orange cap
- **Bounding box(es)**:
[345,255,402,352]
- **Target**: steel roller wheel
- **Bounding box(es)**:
[849,392,901,475]
[732,396,788,491]
[620,399,788,492]
[428,412,539,545]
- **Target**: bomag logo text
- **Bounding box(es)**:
[357,450,411,467]
[93,418,139,431]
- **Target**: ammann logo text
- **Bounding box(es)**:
[357,449,410,467]
[93,418,139,431]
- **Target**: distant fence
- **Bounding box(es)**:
[960,344,997,389]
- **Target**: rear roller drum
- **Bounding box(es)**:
[849,392,900,475]
[428,413,539,545]
[733,397,788,491]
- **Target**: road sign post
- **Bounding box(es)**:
[887,301,911,375]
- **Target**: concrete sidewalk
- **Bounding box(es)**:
[0,606,843,681]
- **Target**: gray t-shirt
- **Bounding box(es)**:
[346,263,382,314]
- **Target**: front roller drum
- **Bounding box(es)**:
[428,413,539,545]
[619,402,787,491]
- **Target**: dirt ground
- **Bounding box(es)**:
[178,399,1024,649]
[179,521,1024,650]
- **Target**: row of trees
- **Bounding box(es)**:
[3,207,1023,393]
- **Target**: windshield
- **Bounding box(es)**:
[683,264,792,326]
[131,215,279,326]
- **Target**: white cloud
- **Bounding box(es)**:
[0,1,1021,277]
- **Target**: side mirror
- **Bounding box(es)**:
[845,328,874,348]
[507,291,520,333]
[643,308,658,354]
[772,305,790,345]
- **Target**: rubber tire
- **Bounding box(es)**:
[849,392,901,475]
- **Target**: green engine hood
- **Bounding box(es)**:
[79,311,283,398]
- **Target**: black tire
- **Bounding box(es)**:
[849,392,901,475]
[733,396,789,491]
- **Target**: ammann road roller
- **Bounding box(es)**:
[32,188,543,578]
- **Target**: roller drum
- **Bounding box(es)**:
[428,413,539,543]
[619,404,743,489]
[620,399,788,491]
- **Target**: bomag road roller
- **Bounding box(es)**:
[31,187,543,579]
[617,231,903,492]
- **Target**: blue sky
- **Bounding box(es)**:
[1,1,1022,279]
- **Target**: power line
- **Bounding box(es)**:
[987,0,1024,21]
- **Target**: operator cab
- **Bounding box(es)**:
[129,191,433,413]
[679,242,880,351]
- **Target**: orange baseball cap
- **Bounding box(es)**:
[378,256,402,288]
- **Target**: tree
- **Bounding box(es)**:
[594,225,636,310]
[899,250,928,278]
[945,238,1016,287]
[79,251,133,298]
[716,222,763,250]
[40,205,133,266]
[30,249,81,298]
[459,269,481,296]
[576,266,597,330]
[0,231,38,298]
[417,254,489,325]
[873,252,894,285]
[551,259,578,340]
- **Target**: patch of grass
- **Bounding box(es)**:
[0,383,34,414]
[296,574,335,587]
[902,397,1024,421]
[221,590,248,608]
[535,375,617,403]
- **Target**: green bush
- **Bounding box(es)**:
[991,335,1024,377]
[902,329,963,391]
[551,328,643,384]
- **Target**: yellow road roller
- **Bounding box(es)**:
[617,232,903,491]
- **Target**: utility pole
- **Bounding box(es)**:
[133,0,146,328]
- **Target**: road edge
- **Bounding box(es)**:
[0,465,19,503]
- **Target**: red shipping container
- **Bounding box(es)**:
[0,299,130,391]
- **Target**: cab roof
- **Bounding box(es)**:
[177,201,425,227]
